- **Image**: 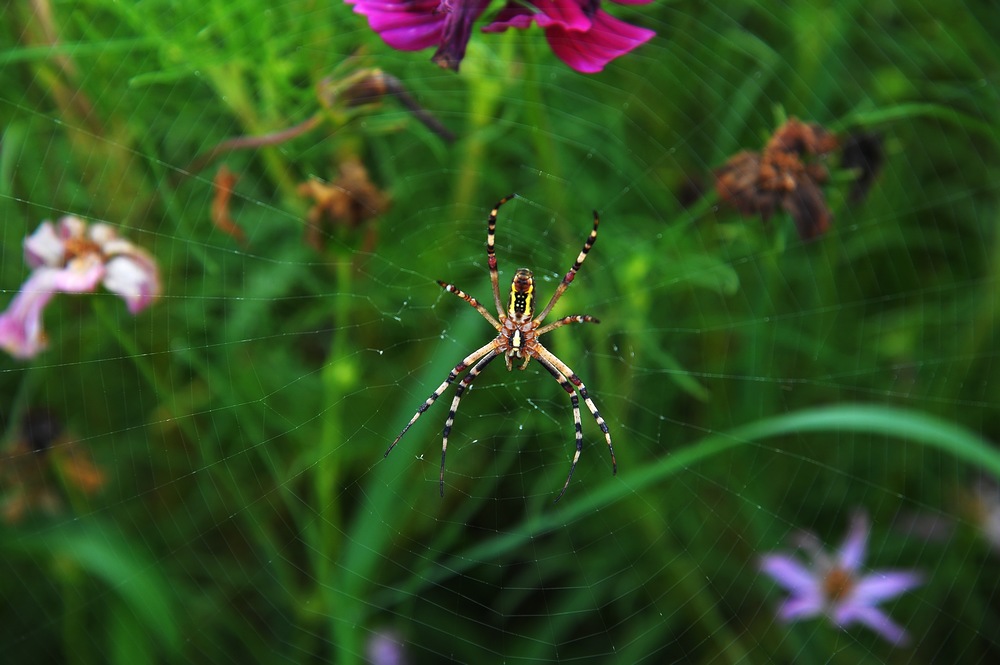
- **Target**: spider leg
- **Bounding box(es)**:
[535,355,584,502]
[385,341,497,458]
[487,194,516,317]
[440,350,499,496]
[534,209,600,324]
[536,314,600,337]
[438,281,501,329]
[535,345,616,476]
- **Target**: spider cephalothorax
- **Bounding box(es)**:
[386,195,615,502]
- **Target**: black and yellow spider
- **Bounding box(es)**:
[386,195,616,502]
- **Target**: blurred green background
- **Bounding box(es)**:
[2,1,999,663]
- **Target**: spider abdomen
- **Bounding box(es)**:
[508,268,535,319]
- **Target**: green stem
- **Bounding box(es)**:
[452,32,514,209]
[320,258,359,662]
[60,562,91,665]
[91,299,159,392]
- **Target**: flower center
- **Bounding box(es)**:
[63,236,102,263]
[822,566,855,602]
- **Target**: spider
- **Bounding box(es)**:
[386,194,616,502]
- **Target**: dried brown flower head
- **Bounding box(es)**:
[715,118,838,240]
[1,409,106,523]
[319,68,455,142]
[297,157,390,252]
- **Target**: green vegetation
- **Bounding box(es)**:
[1,1,998,662]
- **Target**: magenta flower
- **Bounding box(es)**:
[345,0,491,71]
[0,216,161,359]
[345,0,655,73]
[484,1,656,74]
[759,512,923,646]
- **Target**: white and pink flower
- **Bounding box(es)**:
[0,216,160,359]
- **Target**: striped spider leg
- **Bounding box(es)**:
[386,195,616,501]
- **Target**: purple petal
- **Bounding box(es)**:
[103,254,161,314]
[366,631,407,665]
[834,603,911,646]
[777,593,824,622]
[346,0,447,51]
[542,10,655,74]
[483,1,593,32]
[344,0,441,13]
[530,0,593,30]
[481,4,535,32]
[23,221,65,269]
[760,554,820,594]
[838,511,870,572]
[851,570,923,605]
[430,0,492,70]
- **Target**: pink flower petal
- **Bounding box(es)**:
[543,10,655,73]
[0,257,102,360]
[24,221,65,269]
[481,4,535,32]
[528,0,593,31]
[88,222,119,247]
[364,14,446,52]
[482,0,593,33]
[345,0,446,51]
[55,254,106,293]
[103,254,161,314]
[88,223,161,312]
[0,269,62,358]
[57,215,87,241]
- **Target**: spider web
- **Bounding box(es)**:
[2,1,999,663]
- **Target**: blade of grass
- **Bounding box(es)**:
[382,403,1000,600]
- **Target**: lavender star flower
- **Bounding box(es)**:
[759,511,923,646]
[0,216,161,359]
[344,0,654,73]
[366,630,408,665]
